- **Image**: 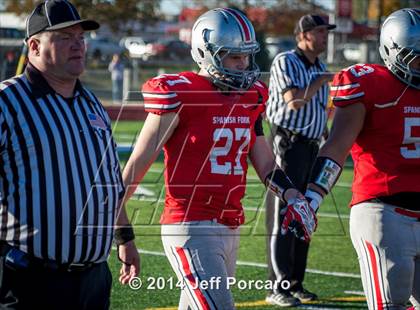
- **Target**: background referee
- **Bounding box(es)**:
[0,1,139,309]
[265,15,335,307]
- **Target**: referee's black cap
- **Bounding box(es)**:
[25,0,99,41]
[294,14,336,35]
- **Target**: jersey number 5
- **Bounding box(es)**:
[401,117,420,159]
[210,128,251,175]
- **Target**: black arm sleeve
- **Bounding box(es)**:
[265,169,294,202]
[254,115,264,136]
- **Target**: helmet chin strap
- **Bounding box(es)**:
[206,64,243,92]
[209,68,245,94]
[202,46,260,92]
[212,80,235,95]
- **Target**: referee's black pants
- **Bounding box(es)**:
[0,255,112,310]
[266,128,319,294]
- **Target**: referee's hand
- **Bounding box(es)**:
[118,240,140,284]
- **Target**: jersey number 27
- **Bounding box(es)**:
[210,128,251,175]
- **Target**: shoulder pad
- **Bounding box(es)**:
[330,64,376,105]
[142,74,189,114]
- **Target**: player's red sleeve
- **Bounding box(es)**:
[330,64,379,109]
[253,80,269,114]
[142,77,182,115]
[254,80,268,103]
[330,69,365,106]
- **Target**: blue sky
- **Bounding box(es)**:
[160,0,335,15]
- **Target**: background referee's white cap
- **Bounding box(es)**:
[25,0,99,41]
[294,14,336,35]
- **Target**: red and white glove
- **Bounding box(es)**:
[281,196,317,242]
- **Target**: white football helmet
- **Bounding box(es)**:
[191,8,260,91]
[379,8,420,89]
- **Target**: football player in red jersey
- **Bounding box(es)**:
[122,8,316,309]
[305,9,420,310]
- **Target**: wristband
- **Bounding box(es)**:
[305,189,323,212]
[309,156,342,195]
[265,169,294,202]
[114,226,135,245]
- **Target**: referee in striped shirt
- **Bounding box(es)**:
[0,1,139,309]
[265,15,335,307]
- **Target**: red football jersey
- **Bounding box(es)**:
[142,72,268,225]
[331,64,420,206]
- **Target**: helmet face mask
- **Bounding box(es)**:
[379,8,420,89]
[207,48,260,92]
[191,8,261,92]
[394,48,420,85]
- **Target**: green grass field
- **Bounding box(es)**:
[109,121,366,310]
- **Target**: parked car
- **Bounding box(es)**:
[0,27,24,50]
[120,36,153,60]
[149,39,191,61]
[265,36,295,60]
[0,27,24,75]
[0,27,25,41]
[85,35,126,62]
[336,43,363,63]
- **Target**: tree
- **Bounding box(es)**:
[262,0,327,36]
[4,0,35,13]
[368,0,402,24]
[190,0,327,36]
[5,0,161,33]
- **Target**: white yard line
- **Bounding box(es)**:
[236,259,360,279]
[114,248,360,279]
[128,196,350,219]
[117,145,353,188]
[241,206,350,219]
[344,290,365,296]
[298,306,344,310]
[115,134,138,140]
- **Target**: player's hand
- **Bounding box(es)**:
[281,197,317,242]
[118,240,140,284]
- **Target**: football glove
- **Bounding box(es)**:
[281,197,317,243]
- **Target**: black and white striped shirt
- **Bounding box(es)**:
[266,47,330,140]
[0,64,124,264]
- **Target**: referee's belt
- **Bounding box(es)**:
[276,127,319,144]
[0,242,95,272]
